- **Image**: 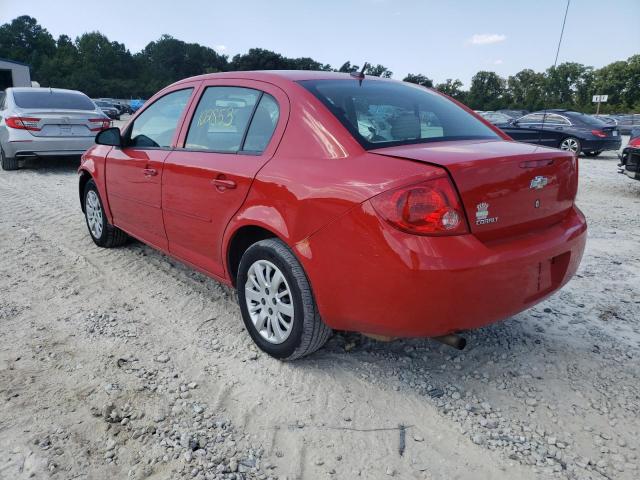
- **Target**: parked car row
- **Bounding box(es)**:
[479,109,622,156]
[93,99,120,120]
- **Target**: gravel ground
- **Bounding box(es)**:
[0,139,638,480]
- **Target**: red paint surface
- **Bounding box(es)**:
[79,71,587,337]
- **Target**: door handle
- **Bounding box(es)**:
[143,168,157,177]
[212,176,237,190]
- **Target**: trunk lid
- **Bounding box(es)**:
[18,109,105,138]
[600,125,619,138]
[370,139,578,241]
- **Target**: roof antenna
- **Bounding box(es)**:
[350,62,369,85]
[539,0,571,143]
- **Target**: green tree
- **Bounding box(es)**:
[337,61,359,73]
[0,15,56,79]
[403,73,433,87]
[228,48,330,72]
[506,69,546,111]
[139,35,227,95]
[364,63,392,78]
[545,62,591,108]
[434,78,465,102]
[467,71,506,110]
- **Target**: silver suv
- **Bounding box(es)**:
[0,87,110,170]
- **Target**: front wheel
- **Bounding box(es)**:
[559,137,582,155]
[84,179,128,248]
[237,238,332,360]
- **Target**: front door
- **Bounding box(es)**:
[162,81,287,278]
[106,87,196,249]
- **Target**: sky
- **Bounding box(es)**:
[1,0,639,86]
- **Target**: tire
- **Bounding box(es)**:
[83,179,128,248]
[237,238,332,360]
[559,137,582,156]
[1,148,18,171]
[584,151,602,157]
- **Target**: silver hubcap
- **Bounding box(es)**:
[244,260,294,344]
[560,138,579,153]
[85,190,104,239]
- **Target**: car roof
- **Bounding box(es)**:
[8,87,86,95]
[173,70,394,87]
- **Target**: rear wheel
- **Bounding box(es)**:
[84,179,128,248]
[559,137,581,155]
[237,238,332,360]
[1,148,18,171]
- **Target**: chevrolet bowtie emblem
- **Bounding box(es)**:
[530,176,549,190]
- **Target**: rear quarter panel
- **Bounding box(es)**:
[223,83,446,262]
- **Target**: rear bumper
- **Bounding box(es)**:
[582,137,621,152]
[298,202,587,337]
[3,136,95,158]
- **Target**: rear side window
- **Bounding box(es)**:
[243,94,279,153]
[129,88,193,148]
[13,90,95,110]
[299,79,498,149]
[519,113,545,124]
[185,87,261,152]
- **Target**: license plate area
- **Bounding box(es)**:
[525,252,571,303]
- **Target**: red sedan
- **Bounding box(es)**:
[78,71,587,360]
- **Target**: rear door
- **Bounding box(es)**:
[502,113,563,148]
[162,79,288,278]
[106,86,196,250]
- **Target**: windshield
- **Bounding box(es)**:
[299,79,499,149]
[13,90,96,110]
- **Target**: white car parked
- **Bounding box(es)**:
[0,87,110,170]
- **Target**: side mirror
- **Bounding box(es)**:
[95,127,122,147]
[511,119,518,126]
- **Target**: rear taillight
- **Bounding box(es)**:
[6,116,41,131]
[371,177,469,236]
[89,118,111,131]
[629,137,640,147]
[591,129,607,138]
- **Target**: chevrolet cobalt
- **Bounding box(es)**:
[78,71,587,359]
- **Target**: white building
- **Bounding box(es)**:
[0,58,31,90]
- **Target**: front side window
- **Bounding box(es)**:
[299,79,498,149]
[185,87,263,153]
[129,88,193,148]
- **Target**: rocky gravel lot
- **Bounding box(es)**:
[0,142,639,480]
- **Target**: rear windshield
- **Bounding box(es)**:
[570,113,607,127]
[299,79,499,149]
[13,90,95,110]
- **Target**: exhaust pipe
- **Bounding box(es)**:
[432,334,466,350]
